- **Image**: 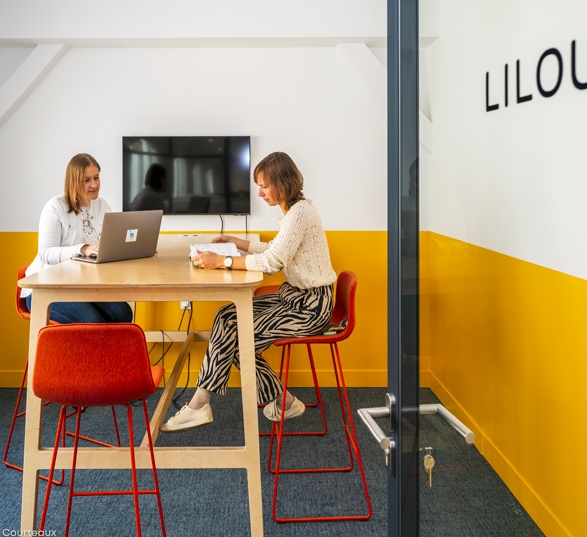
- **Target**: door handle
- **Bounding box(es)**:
[358,395,476,477]
[419,403,475,444]
[358,393,397,476]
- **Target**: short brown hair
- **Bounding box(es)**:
[253,152,305,211]
[64,153,101,214]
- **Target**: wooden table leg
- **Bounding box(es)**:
[234,294,264,537]
[142,332,194,447]
[20,293,51,531]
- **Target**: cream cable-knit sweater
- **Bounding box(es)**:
[245,200,337,290]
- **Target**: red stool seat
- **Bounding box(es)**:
[32,323,167,537]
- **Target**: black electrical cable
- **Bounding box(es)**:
[172,300,194,409]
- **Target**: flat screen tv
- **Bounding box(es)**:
[122,136,251,215]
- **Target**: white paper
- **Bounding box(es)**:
[190,243,240,256]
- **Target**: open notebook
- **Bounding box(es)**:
[189,242,240,257]
[72,210,163,264]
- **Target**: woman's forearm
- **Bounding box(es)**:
[213,234,250,253]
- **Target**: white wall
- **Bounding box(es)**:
[0,0,386,233]
[422,0,587,279]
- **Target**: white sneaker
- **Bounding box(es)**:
[160,403,213,433]
[263,396,305,422]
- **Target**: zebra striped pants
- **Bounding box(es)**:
[196,281,334,404]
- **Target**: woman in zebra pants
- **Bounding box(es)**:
[161,152,337,433]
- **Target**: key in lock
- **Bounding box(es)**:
[423,447,436,487]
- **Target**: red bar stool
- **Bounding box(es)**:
[265,271,372,523]
[31,323,167,537]
[4,265,121,483]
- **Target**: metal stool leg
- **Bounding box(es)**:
[260,344,326,439]
[4,362,66,485]
[270,342,372,522]
[40,403,166,537]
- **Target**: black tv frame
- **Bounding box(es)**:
[122,136,251,216]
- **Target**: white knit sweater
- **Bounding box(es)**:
[245,200,337,289]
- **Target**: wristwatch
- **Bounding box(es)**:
[224,256,233,270]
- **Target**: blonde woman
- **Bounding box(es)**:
[23,153,133,323]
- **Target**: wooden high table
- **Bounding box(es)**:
[18,234,265,536]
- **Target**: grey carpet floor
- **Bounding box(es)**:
[0,387,544,536]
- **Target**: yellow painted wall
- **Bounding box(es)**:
[420,231,587,537]
[0,230,387,389]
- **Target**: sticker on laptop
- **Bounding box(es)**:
[126,229,138,242]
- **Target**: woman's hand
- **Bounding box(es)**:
[191,250,224,270]
[81,243,99,257]
[211,234,236,244]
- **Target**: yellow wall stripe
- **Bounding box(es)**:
[1,230,388,389]
[421,230,587,537]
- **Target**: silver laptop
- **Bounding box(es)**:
[72,210,163,264]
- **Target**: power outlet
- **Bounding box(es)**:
[180,301,191,310]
